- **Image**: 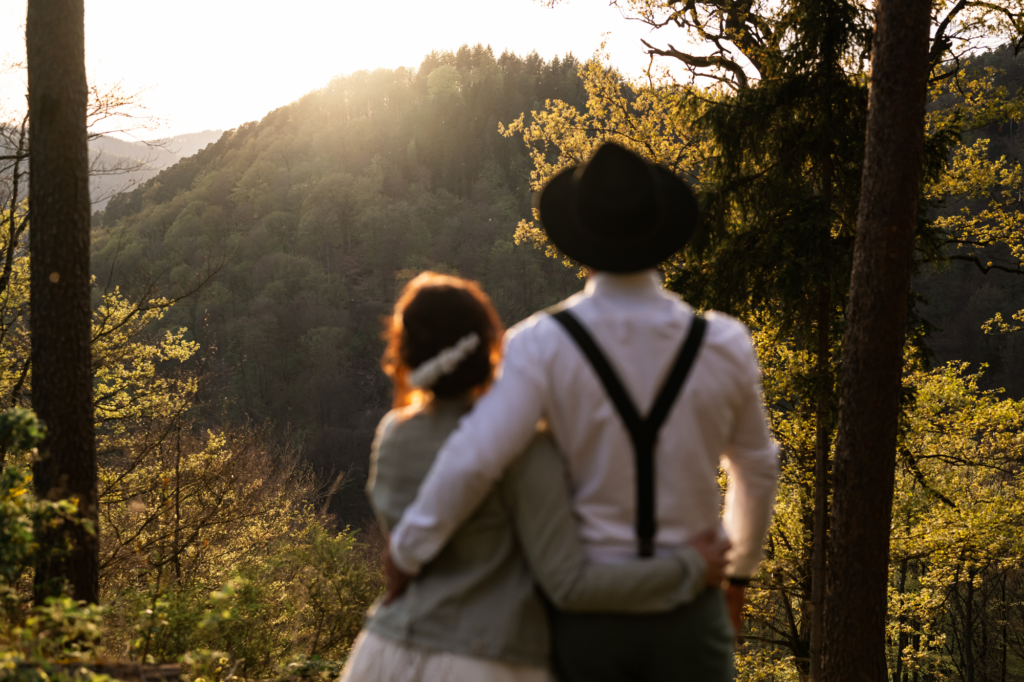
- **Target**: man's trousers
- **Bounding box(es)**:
[548,588,735,682]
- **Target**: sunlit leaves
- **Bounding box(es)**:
[924,61,1024,338]
[500,58,711,270]
[93,291,198,436]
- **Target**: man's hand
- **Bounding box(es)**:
[382,547,412,605]
[689,529,731,587]
[726,583,745,635]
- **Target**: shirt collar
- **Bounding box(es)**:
[584,270,664,300]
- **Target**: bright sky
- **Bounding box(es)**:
[0,0,676,138]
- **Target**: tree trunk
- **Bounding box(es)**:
[821,0,932,679]
[1001,573,1007,682]
[965,577,975,682]
[911,611,920,682]
[27,0,98,604]
[894,558,908,682]
[809,283,831,682]
[810,12,836,676]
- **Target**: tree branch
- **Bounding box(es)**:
[641,39,749,90]
[947,255,1024,275]
[930,0,969,69]
[900,449,957,509]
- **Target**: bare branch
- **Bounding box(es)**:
[0,113,29,298]
[947,254,1024,275]
[8,359,30,408]
[90,264,222,346]
[641,39,749,90]
[930,0,970,69]
[900,449,957,508]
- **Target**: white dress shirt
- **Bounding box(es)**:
[390,270,779,579]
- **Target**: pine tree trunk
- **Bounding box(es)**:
[894,558,908,682]
[821,0,931,679]
[809,284,831,682]
[911,610,920,682]
[1001,573,1007,682]
[811,10,836,678]
[27,0,98,604]
[965,577,975,682]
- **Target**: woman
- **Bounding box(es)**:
[340,272,721,682]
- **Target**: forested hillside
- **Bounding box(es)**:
[92,46,587,523]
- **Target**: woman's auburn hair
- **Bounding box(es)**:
[382,272,504,408]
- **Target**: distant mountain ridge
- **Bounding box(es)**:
[89,130,223,211]
[146,130,227,159]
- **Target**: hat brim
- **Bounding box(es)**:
[537,164,699,273]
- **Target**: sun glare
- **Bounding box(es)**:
[1,0,662,137]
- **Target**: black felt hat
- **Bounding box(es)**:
[537,142,699,273]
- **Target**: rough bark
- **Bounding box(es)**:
[809,284,830,682]
[27,0,98,604]
[821,0,932,679]
[810,18,836,674]
[894,558,908,682]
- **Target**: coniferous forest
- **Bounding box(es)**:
[5,3,1024,680]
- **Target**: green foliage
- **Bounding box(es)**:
[0,597,114,682]
[274,656,346,682]
[0,465,82,617]
[885,363,1024,679]
[0,415,380,679]
[0,407,86,614]
[0,453,112,682]
[119,522,380,678]
[746,348,1024,678]
[0,201,382,677]
[0,409,45,457]
[917,46,1024,393]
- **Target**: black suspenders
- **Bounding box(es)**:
[551,309,707,558]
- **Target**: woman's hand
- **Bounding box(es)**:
[383,548,413,605]
[688,529,731,587]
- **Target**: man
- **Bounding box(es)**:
[386,142,779,681]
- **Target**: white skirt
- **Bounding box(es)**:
[339,630,554,682]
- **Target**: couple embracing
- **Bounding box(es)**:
[340,143,780,682]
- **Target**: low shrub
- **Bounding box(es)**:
[0,407,383,680]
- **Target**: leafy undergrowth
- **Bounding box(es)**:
[0,409,383,682]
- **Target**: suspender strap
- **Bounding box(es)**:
[552,309,707,558]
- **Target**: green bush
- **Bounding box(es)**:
[0,406,382,680]
[122,521,381,679]
[0,597,114,682]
